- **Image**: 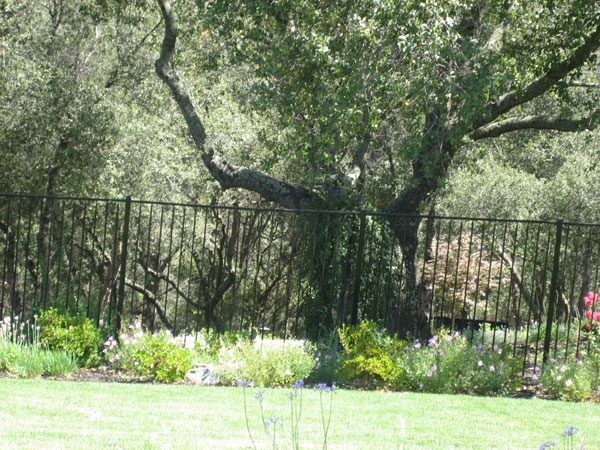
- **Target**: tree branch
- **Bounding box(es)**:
[154,0,320,210]
[472,22,600,131]
[471,109,600,140]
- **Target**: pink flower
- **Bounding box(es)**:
[586,310,593,320]
[489,365,495,372]
[477,360,483,367]
[577,360,583,366]
[556,375,562,381]
[565,379,573,387]
[593,312,600,321]
[560,365,567,373]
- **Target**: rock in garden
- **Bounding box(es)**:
[184,364,219,385]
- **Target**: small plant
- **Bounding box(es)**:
[103,320,193,383]
[337,321,406,389]
[0,315,78,377]
[539,425,583,450]
[238,379,335,450]
[38,308,102,367]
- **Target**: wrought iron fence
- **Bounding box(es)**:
[1,193,599,369]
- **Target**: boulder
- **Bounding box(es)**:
[184,364,219,385]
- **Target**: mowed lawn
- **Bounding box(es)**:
[0,378,598,450]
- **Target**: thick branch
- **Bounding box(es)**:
[471,109,600,140]
[124,278,173,329]
[154,0,320,210]
[473,22,600,131]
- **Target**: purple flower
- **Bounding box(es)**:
[237,380,254,388]
[255,390,266,400]
[292,380,305,389]
[539,441,556,449]
[562,426,578,437]
[489,365,495,372]
[315,382,335,393]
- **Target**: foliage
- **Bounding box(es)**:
[103,321,193,383]
[538,292,600,401]
[397,330,522,395]
[192,328,251,363]
[38,308,102,368]
[215,338,316,387]
[423,231,506,318]
[337,321,406,388]
[538,357,600,402]
[306,335,342,386]
[0,316,78,377]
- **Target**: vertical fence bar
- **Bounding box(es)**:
[543,218,564,366]
[350,209,367,326]
[116,195,132,334]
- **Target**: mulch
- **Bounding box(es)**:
[0,367,191,385]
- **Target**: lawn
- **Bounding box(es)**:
[0,378,599,449]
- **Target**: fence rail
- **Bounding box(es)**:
[1,193,599,369]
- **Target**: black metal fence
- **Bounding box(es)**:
[1,193,599,368]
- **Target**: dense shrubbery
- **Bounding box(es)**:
[38,308,102,368]
[103,320,192,383]
[398,331,522,395]
[215,337,316,387]
[3,310,600,401]
[337,321,406,389]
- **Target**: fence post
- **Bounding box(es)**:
[115,195,132,333]
[350,209,367,326]
[543,218,563,366]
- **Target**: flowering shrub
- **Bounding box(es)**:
[537,358,600,402]
[536,292,600,402]
[103,320,192,383]
[397,330,522,395]
[215,337,315,387]
[306,346,341,386]
[337,321,406,389]
[583,291,600,354]
[38,308,102,367]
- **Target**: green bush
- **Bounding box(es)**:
[337,321,406,389]
[104,324,193,383]
[538,357,600,401]
[397,331,522,395]
[216,338,316,387]
[38,308,102,368]
[306,333,342,385]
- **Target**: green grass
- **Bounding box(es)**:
[0,378,599,449]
